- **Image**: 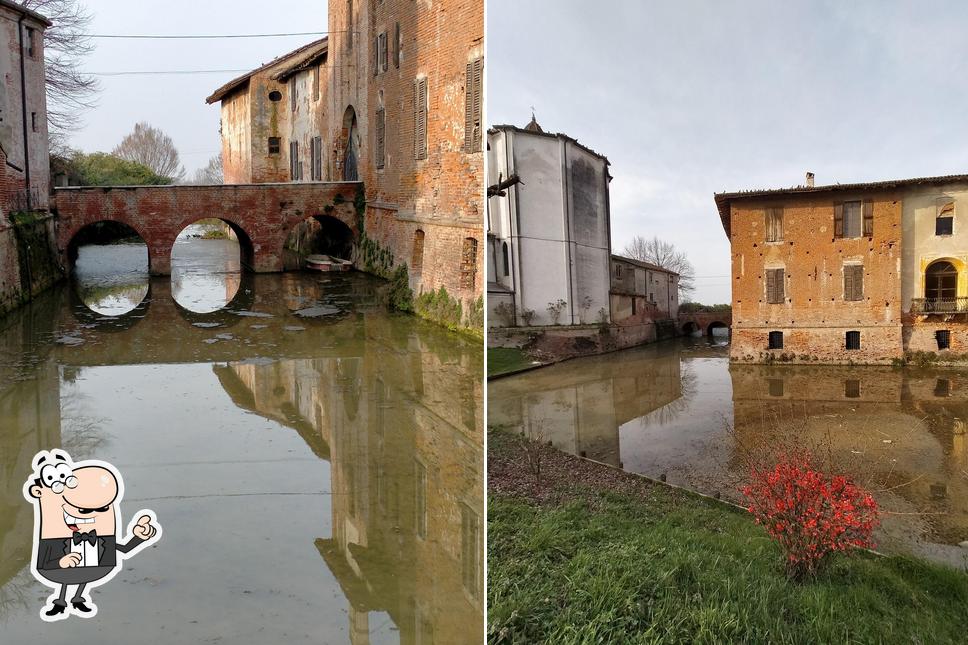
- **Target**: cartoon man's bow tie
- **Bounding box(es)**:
[72,531,97,546]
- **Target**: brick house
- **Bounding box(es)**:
[326,0,484,325]
[206,38,329,184]
[717,172,968,364]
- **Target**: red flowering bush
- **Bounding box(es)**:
[740,451,880,580]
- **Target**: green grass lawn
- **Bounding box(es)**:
[488,431,968,644]
[488,347,538,377]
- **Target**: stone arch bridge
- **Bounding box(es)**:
[52,182,362,274]
[679,310,732,337]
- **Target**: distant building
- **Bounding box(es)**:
[206,38,329,184]
[717,172,968,363]
[0,0,49,211]
[487,119,613,327]
[609,255,679,325]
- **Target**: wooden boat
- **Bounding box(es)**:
[305,254,353,272]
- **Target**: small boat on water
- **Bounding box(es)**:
[305,254,353,272]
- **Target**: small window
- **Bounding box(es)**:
[268,137,280,155]
[310,136,323,180]
[413,77,428,160]
[844,264,863,301]
[835,200,872,238]
[765,207,783,242]
[31,112,37,132]
[615,264,622,279]
[26,27,34,58]
[460,238,478,290]
[289,141,301,180]
[268,90,283,102]
[768,378,784,397]
[768,330,783,349]
[845,379,861,398]
[632,298,637,315]
[937,203,954,236]
[464,57,483,153]
[289,77,297,112]
[375,107,386,169]
[412,230,425,275]
[936,329,951,350]
[766,268,785,304]
[313,66,320,101]
[393,22,401,68]
[648,292,655,303]
[934,378,951,397]
[501,241,509,277]
[379,32,388,73]
[845,330,861,350]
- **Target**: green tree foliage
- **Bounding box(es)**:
[54,151,172,186]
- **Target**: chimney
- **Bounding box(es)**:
[805,172,815,188]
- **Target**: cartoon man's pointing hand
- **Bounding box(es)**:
[23,449,162,621]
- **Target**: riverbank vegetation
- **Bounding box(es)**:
[487,347,536,377]
[487,429,968,644]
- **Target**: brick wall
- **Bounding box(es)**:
[729,191,904,363]
[328,0,484,326]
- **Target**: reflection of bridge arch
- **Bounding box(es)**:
[170,272,257,328]
[70,281,152,330]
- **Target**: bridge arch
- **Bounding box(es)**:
[283,213,357,270]
[707,321,729,337]
[66,220,149,272]
[682,321,699,336]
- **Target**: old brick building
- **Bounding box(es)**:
[326,0,484,325]
[206,38,329,184]
[210,1,485,329]
[718,172,968,364]
[0,0,56,317]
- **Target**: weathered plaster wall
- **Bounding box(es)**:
[729,191,903,363]
[565,142,611,324]
[220,90,251,184]
[900,182,968,311]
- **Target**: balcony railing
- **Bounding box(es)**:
[911,297,968,314]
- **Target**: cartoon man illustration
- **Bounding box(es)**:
[23,449,161,621]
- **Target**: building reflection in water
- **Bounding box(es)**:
[214,332,484,643]
[490,339,968,563]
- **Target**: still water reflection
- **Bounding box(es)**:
[489,338,968,566]
[0,243,483,643]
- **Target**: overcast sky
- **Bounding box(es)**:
[66,0,328,176]
[487,0,968,304]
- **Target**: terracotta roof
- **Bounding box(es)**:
[0,0,51,26]
[271,39,328,81]
[611,254,678,276]
[205,37,328,104]
[714,172,968,239]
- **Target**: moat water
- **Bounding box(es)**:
[489,337,968,567]
[0,231,483,643]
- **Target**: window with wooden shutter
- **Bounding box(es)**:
[862,199,873,236]
[289,77,297,113]
[844,264,863,301]
[765,207,783,242]
[378,32,388,73]
[311,136,322,180]
[841,200,862,238]
[834,202,844,238]
[464,58,483,153]
[313,66,320,101]
[845,330,861,350]
[766,268,785,304]
[289,141,299,181]
[413,77,427,160]
[393,23,400,68]
[375,108,386,169]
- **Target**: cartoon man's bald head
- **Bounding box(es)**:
[26,451,121,539]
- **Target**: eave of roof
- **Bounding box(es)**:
[714,172,968,239]
[205,36,328,104]
[0,0,51,26]
[488,123,611,166]
[611,254,678,276]
[271,44,328,81]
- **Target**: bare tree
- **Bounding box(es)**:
[20,0,100,147]
[188,154,223,184]
[622,235,696,298]
[112,122,185,181]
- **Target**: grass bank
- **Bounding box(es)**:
[487,429,968,644]
[488,347,538,377]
